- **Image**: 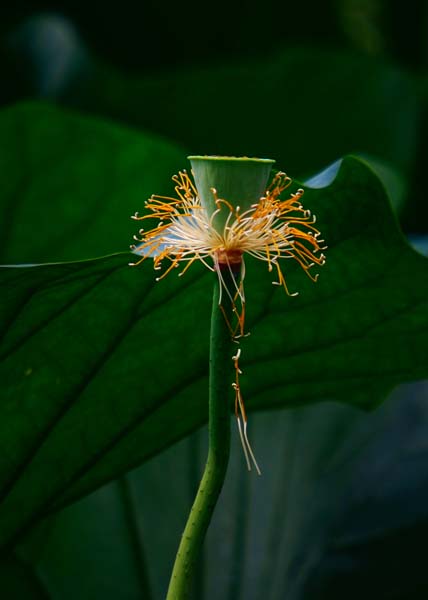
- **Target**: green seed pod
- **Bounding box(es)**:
[188,155,275,229]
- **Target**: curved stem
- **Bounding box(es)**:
[166,276,233,599]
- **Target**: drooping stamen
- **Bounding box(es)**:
[232,347,261,475]
[215,250,246,339]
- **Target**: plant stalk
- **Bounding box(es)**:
[166,275,233,599]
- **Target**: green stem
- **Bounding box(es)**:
[166,276,233,599]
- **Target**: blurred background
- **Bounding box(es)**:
[1,0,428,233]
[2,1,428,599]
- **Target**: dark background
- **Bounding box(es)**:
[1,0,428,231]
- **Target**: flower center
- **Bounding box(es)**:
[216,248,243,271]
